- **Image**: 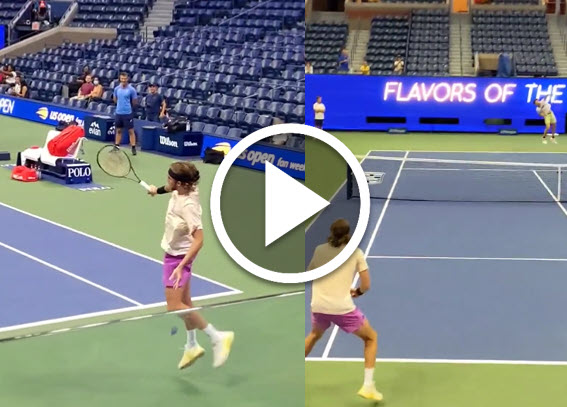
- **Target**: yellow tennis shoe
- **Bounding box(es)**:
[212,331,234,368]
[357,383,383,402]
[178,345,205,370]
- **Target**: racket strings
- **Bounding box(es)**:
[98,148,130,177]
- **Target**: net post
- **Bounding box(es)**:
[346,165,353,200]
[559,166,562,202]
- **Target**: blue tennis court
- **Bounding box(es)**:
[306,150,567,363]
[0,201,240,333]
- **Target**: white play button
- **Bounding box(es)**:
[265,161,329,247]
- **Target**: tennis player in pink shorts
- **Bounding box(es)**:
[305,219,383,402]
[148,161,234,370]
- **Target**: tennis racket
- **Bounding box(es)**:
[96,145,151,191]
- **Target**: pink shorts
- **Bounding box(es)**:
[311,308,366,334]
[162,253,192,288]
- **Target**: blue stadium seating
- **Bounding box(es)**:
[0,0,26,26]
[70,0,152,32]
[1,0,305,137]
[471,10,557,76]
[305,23,348,74]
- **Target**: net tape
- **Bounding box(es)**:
[0,290,304,343]
[347,155,567,203]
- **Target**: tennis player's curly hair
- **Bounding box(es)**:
[327,219,350,247]
[170,162,200,191]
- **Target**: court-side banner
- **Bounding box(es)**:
[201,134,305,180]
[306,74,567,133]
[0,26,5,50]
[0,95,87,127]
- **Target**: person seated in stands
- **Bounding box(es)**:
[70,74,94,100]
[33,0,52,25]
[393,55,404,75]
[66,65,90,98]
[144,83,167,123]
[305,61,313,74]
[89,77,104,101]
[8,76,28,98]
[360,60,370,75]
[1,65,17,85]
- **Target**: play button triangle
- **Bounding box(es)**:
[265,161,330,247]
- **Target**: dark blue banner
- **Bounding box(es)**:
[0,95,87,127]
[306,74,567,133]
[201,134,305,180]
[0,26,5,50]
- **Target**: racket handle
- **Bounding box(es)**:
[139,180,151,191]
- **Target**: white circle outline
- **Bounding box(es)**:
[209,123,370,284]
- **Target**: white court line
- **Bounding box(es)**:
[0,290,240,334]
[532,170,567,218]
[0,200,241,294]
[320,151,409,359]
[364,149,567,155]
[0,240,142,306]
[367,255,567,262]
[305,150,371,232]
[305,357,567,366]
[403,168,557,172]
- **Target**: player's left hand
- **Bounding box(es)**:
[350,288,359,298]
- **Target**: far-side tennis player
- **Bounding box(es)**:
[148,162,234,369]
[305,219,383,402]
[534,97,558,144]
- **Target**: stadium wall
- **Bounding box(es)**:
[344,1,449,21]
[306,74,567,133]
[0,27,116,58]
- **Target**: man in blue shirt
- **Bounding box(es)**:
[145,83,166,123]
[338,48,349,73]
[113,72,138,155]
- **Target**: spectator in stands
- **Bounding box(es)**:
[393,56,404,75]
[90,77,104,101]
[313,96,325,129]
[67,65,91,98]
[8,75,28,98]
[113,72,138,155]
[305,61,313,74]
[70,74,94,100]
[33,0,52,26]
[360,61,370,75]
[144,83,167,123]
[338,48,349,73]
[1,64,17,85]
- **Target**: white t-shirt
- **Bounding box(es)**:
[538,100,552,116]
[308,244,368,315]
[160,189,203,256]
[313,102,325,120]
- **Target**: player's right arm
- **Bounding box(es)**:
[351,250,370,297]
[147,184,173,196]
[351,270,370,298]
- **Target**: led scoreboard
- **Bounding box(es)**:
[305,74,567,133]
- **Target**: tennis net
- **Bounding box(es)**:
[347,155,567,203]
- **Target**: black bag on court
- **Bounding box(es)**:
[203,147,224,164]
[165,118,187,133]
